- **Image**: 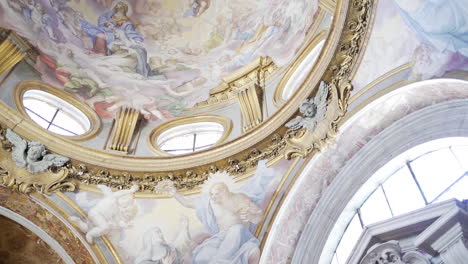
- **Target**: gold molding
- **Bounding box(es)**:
[108,107,141,153]
[320,0,338,13]
[339,78,415,126]
[239,83,264,133]
[30,193,110,264]
[349,63,412,104]
[259,154,314,250]
[51,192,124,264]
[0,0,374,195]
[0,62,18,89]
[0,37,25,76]
[14,81,102,141]
[192,57,279,109]
[273,30,328,108]
[148,115,233,157]
[255,156,301,238]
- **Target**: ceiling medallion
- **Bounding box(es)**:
[0,0,374,195]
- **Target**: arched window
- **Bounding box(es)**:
[14,81,101,140]
[148,116,232,156]
[327,138,468,264]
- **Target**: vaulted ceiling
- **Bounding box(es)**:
[0,0,467,264]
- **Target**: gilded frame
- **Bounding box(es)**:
[13,80,102,141]
[273,30,328,107]
[148,115,233,157]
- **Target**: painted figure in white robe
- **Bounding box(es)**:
[165,160,276,264]
[169,181,262,264]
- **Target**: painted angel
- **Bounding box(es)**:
[5,129,69,174]
[286,80,329,131]
[69,184,139,243]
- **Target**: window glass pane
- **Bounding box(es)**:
[195,132,222,148]
[195,145,214,152]
[410,148,464,202]
[160,134,195,151]
[335,214,362,264]
[359,187,393,226]
[331,254,339,264]
[382,167,426,216]
[53,110,87,135]
[23,90,91,136]
[434,174,468,202]
[450,146,468,171]
[23,99,57,121]
[165,149,195,155]
[26,109,50,129]
[48,124,76,136]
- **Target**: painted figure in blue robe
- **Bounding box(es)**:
[168,160,276,264]
[80,1,151,76]
[396,0,468,57]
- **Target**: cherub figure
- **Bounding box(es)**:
[5,129,69,174]
[69,184,139,243]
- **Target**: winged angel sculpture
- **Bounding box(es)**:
[286,81,329,131]
[5,129,69,174]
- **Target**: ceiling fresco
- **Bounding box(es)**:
[0,0,318,121]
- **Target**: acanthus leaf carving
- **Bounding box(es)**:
[282,0,373,160]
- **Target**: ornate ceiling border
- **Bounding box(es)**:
[0,0,374,195]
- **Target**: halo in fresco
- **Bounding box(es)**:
[0,0,319,121]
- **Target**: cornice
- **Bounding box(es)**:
[0,0,374,195]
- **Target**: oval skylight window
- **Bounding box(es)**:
[22,90,91,136]
[282,39,325,101]
[157,122,224,155]
[149,116,232,156]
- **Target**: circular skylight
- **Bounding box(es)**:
[22,90,91,136]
